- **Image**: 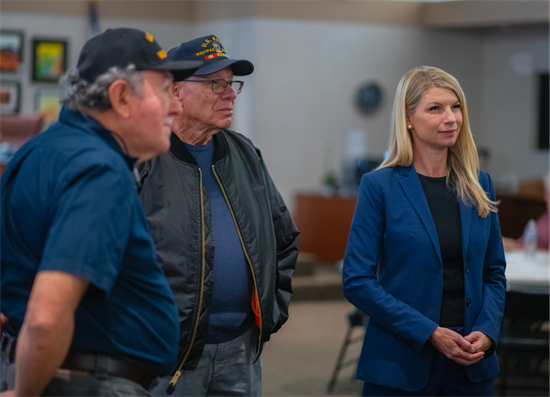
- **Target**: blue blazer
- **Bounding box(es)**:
[342,164,507,392]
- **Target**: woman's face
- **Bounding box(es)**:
[406,87,462,153]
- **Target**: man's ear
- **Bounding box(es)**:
[172,81,182,100]
[108,79,132,118]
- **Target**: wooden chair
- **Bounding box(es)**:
[0,114,44,146]
[0,114,43,173]
[327,309,369,393]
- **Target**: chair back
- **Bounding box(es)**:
[503,289,549,329]
[0,114,44,146]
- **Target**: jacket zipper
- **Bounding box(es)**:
[168,169,206,392]
[212,165,263,362]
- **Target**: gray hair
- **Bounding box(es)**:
[60,64,144,112]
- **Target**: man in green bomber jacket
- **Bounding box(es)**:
[139,35,300,397]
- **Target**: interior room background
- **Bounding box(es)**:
[1,0,548,213]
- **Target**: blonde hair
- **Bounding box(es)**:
[379,66,498,218]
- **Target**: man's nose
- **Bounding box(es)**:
[222,84,238,100]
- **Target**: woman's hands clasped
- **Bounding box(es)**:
[428,327,490,366]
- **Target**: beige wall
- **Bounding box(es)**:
[476,27,549,190]
[3,1,548,27]
[247,19,485,208]
[1,10,548,212]
[0,11,192,115]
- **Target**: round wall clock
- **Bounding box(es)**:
[356,82,383,115]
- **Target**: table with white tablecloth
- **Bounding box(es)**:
[505,250,549,292]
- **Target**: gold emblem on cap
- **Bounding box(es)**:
[145,32,154,42]
[157,50,167,59]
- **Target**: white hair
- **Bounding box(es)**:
[60,64,144,112]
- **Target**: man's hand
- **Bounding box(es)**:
[464,331,492,353]
[0,390,15,397]
[428,327,484,366]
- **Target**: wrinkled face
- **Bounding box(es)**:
[127,70,178,161]
[178,67,238,132]
[407,87,463,153]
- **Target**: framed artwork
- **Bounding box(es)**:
[0,80,21,114]
[32,39,67,83]
[0,30,24,73]
[35,88,61,126]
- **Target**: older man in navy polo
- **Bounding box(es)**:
[0,28,201,396]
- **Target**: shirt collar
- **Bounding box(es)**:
[59,106,138,169]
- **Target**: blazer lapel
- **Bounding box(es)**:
[399,165,442,265]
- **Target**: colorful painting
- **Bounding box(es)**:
[32,39,67,83]
[0,30,24,73]
[35,88,61,127]
[0,80,21,114]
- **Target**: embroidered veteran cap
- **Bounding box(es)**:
[76,28,203,82]
[167,34,254,78]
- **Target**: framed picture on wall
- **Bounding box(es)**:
[0,30,24,73]
[32,38,67,83]
[0,80,21,114]
[35,88,61,127]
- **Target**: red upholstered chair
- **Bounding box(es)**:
[0,114,44,146]
[0,114,44,173]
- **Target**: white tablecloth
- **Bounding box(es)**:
[505,250,549,291]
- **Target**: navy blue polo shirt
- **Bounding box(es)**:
[0,107,179,376]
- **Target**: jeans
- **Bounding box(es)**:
[0,350,15,392]
[152,326,261,397]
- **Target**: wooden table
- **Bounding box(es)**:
[497,193,546,239]
[294,193,357,265]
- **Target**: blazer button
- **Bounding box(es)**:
[466,299,472,308]
[465,264,470,273]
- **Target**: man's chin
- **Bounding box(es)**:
[219,120,232,130]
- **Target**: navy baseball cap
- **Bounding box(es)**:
[76,28,203,82]
[167,35,254,78]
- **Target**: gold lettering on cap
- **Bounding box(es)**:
[195,48,215,56]
[145,32,154,42]
[157,50,167,59]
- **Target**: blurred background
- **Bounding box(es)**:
[1,0,548,208]
[1,1,548,396]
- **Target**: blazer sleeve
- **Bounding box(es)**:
[343,173,438,353]
[471,172,507,346]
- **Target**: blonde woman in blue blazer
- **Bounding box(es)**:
[343,66,506,396]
